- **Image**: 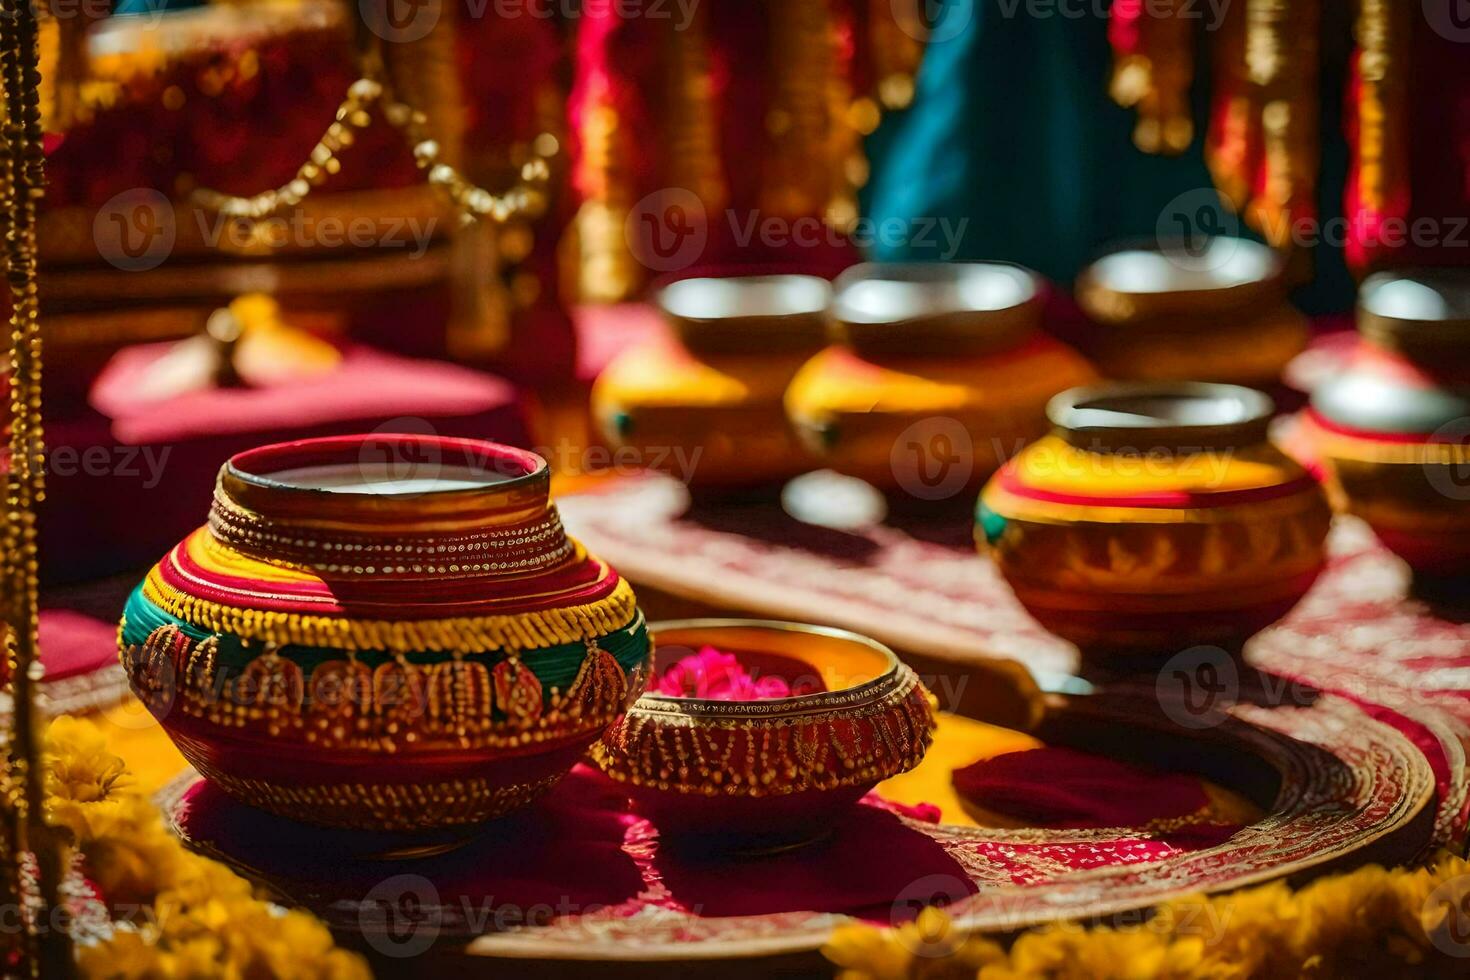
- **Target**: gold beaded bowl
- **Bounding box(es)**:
[588,620,936,844]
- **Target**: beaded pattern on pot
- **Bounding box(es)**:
[139,562,639,654]
[208,493,576,578]
[120,618,643,754]
[588,670,935,797]
[181,748,567,831]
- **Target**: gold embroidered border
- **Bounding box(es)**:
[140,570,638,654]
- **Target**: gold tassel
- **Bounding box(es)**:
[1111,0,1197,155]
[1353,0,1410,219]
[1245,0,1320,250]
[1205,0,1258,208]
[762,0,839,219]
[663,0,725,216]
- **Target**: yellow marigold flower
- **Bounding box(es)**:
[44,715,132,841]
[39,718,371,979]
[822,851,1470,980]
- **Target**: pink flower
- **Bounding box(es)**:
[649,646,792,701]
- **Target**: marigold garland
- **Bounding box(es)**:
[824,850,1470,979]
[41,716,371,980]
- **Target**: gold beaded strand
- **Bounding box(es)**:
[1,1,71,974]
[190,33,557,227]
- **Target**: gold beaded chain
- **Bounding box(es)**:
[2,2,72,975]
[190,34,556,225]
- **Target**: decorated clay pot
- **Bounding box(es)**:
[588,619,935,845]
[1075,239,1307,388]
[978,382,1331,655]
[592,275,828,489]
[785,262,1096,493]
[1305,269,1470,576]
[119,434,650,831]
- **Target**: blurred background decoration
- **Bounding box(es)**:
[569,0,924,300]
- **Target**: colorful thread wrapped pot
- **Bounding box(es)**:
[978,383,1331,656]
[1075,239,1307,388]
[785,263,1096,493]
[1305,269,1470,577]
[118,434,651,831]
[591,275,829,489]
[589,620,936,845]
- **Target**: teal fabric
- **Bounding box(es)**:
[121,586,650,691]
[862,0,1354,312]
[114,0,206,12]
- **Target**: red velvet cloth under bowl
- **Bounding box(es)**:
[173,765,977,929]
[41,341,529,583]
[171,744,1255,936]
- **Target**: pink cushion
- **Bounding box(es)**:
[41,342,529,583]
[37,609,118,681]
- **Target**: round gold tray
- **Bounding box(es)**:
[160,687,1433,972]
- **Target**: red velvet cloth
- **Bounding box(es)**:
[950,746,1248,864]
[952,747,1212,829]
[40,342,528,583]
[174,765,976,929]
